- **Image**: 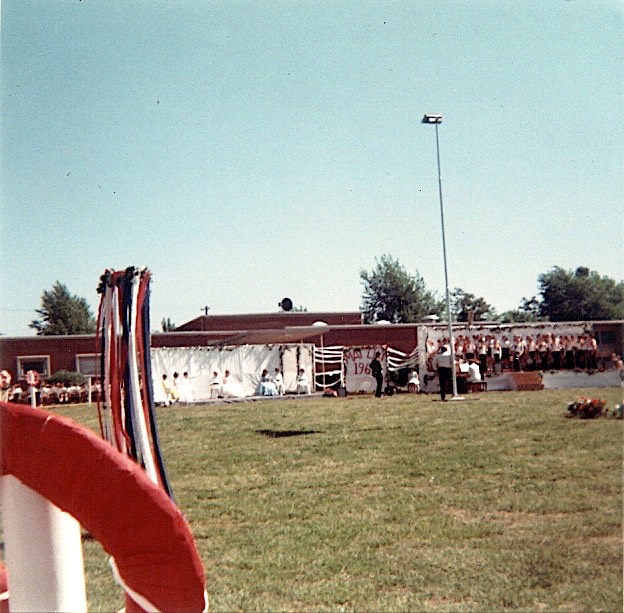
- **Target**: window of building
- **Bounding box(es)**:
[17,355,50,378]
[75,354,101,377]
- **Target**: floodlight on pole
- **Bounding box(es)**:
[422,113,463,400]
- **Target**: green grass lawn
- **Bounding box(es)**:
[11,388,624,611]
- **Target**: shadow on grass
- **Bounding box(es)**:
[255,429,320,438]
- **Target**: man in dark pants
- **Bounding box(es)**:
[369,351,383,398]
[434,345,453,401]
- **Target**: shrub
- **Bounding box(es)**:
[47,370,86,385]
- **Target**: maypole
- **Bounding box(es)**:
[0,266,207,612]
[97,267,172,495]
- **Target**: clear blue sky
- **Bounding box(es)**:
[2,0,622,336]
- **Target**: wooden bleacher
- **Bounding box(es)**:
[508,371,544,391]
[466,380,487,393]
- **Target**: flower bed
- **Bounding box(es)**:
[567,397,606,419]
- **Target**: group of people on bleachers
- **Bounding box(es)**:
[427,332,607,379]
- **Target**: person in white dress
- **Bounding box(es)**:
[296,369,311,394]
[222,370,245,398]
[273,368,285,395]
[179,371,194,403]
[210,371,222,399]
[407,369,420,393]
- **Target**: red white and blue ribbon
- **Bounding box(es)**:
[97,267,172,497]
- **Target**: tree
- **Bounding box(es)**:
[497,296,544,323]
[497,309,539,324]
[450,288,496,322]
[161,317,177,332]
[360,254,443,324]
[536,266,624,321]
[30,282,96,335]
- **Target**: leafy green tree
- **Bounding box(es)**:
[537,266,624,321]
[161,317,177,332]
[497,309,538,324]
[497,296,544,323]
[450,288,496,322]
[30,282,96,335]
[360,254,443,323]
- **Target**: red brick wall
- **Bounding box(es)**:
[0,335,98,378]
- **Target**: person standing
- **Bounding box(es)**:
[171,372,181,402]
[369,351,383,398]
[162,374,174,406]
[179,371,194,404]
[433,345,453,401]
[210,371,222,398]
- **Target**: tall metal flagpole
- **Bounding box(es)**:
[422,113,462,399]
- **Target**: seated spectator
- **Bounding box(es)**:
[467,361,482,383]
[210,371,222,399]
[273,368,285,395]
[91,380,102,402]
[0,370,11,402]
[67,384,82,403]
[407,370,420,393]
[259,369,277,396]
[222,370,245,398]
[296,369,311,394]
[40,384,53,405]
[9,385,23,403]
[79,383,89,403]
[56,382,69,403]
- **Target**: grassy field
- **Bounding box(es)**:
[14,388,624,611]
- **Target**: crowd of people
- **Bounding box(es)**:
[0,370,102,406]
[426,332,606,380]
[160,367,312,404]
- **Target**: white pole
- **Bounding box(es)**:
[30,386,37,409]
[0,476,87,612]
[321,334,325,390]
[433,122,462,400]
